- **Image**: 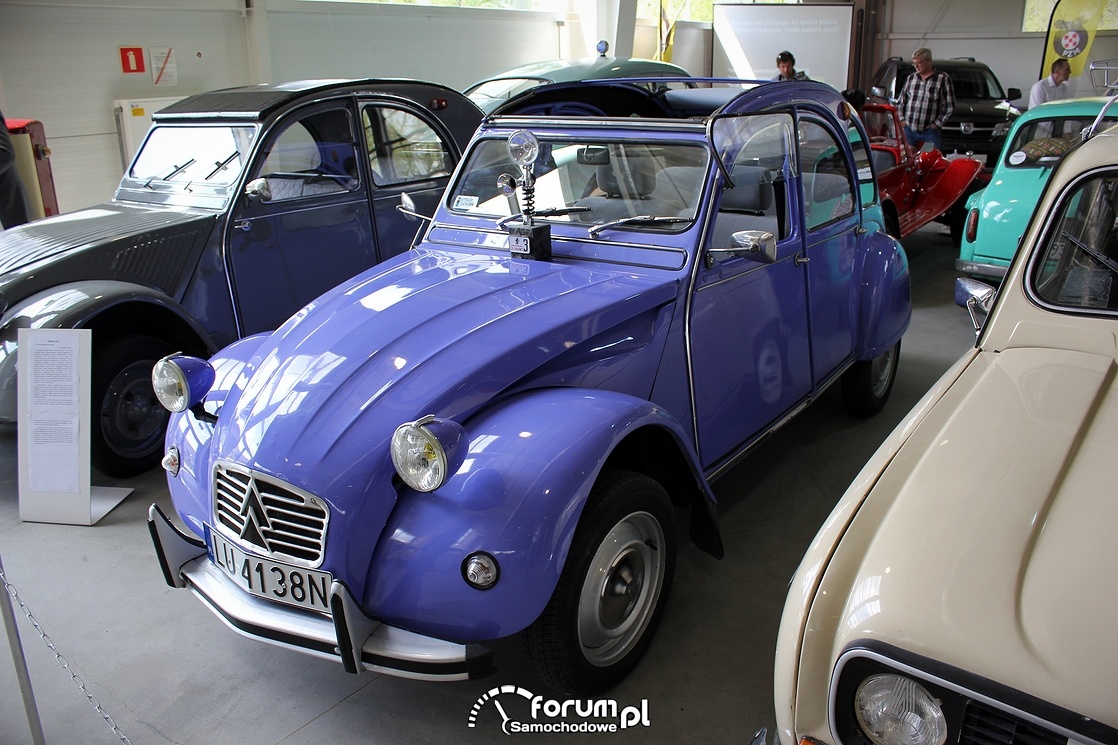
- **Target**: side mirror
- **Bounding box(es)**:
[244,178,272,203]
[706,231,777,267]
[955,277,996,332]
[396,192,431,223]
[870,85,890,101]
[1007,87,1022,102]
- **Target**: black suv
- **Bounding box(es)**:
[870,56,1022,164]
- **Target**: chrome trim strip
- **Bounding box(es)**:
[955,258,1007,280]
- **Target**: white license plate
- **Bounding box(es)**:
[205,525,332,613]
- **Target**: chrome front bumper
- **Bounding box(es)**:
[148,504,494,681]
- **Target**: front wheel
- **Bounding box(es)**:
[524,470,676,696]
[91,335,175,477]
[841,341,900,417]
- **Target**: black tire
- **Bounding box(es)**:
[948,204,966,246]
[91,335,175,477]
[884,210,901,240]
[524,470,676,696]
[841,340,900,417]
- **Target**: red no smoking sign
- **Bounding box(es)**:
[119,47,146,74]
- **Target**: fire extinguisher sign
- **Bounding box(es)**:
[119,47,146,74]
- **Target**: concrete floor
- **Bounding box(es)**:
[0,223,980,745]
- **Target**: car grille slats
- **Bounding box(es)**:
[961,702,1067,745]
[212,463,329,567]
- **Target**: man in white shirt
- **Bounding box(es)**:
[1029,59,1071,109]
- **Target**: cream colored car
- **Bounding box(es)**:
[772,103,1118,744]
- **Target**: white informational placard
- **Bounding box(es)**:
[712,3,854,89]
[17,329,132,525]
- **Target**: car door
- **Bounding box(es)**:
[227,101,375,336]
[359,101,459,263]
[689,113,813,469]
[798,114,862,386]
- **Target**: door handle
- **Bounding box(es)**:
[794,253,810,266]
[234,220,251,232]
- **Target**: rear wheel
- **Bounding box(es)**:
[841,341,900,417]
[524,470,676,696]
[884,210,901,240]
[91,335,175,477]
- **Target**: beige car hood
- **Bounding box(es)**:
[834,346,1118,725]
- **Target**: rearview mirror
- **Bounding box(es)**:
[955,277,996,333]
[245,178,272,203]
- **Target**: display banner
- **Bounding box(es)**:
[1043,0,1105,78]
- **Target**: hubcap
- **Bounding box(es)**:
[869,345,897,397]
[577,511,666,668]
[101,360,167,457]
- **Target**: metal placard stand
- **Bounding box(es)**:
[16,329,131,525]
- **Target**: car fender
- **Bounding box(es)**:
[363,387,710,642]
[855,229,911,360]
[0,280,213,422]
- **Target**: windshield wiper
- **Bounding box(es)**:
[161,159,196,181]
[1063,231,1118,277]
[205,151,240,180]
[588,215,690,238]
[496,206,591,228]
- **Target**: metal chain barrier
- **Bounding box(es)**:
[0,564,133,745]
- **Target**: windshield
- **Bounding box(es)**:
[130,125,257,188]
[466,78,551,111]
[1003,115,1113,168]
[449,137,709,231]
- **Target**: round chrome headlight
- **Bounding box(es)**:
[152,354,215,413]
[390,415,467,493]
[855,674,947,745]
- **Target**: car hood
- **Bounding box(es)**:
[0,202,213,274]
[950,98,1019,122]
[210,246,679,487]
[834,346,1118,724]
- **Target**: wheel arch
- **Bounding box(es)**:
[365,388,722,641]
[0,281,213,422]
[855,232,911,361]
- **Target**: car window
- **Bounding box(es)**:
[130,125,256,189]
[362,105,453,186]
[1031,173,1118,311]
[449,136,708,233]
[256,107,358,200]
[844,116,876,208]
[1004,116,1114,168]
[799,118,855,231]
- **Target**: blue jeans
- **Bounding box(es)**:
[903,124,941,153]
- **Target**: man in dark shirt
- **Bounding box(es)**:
[0,109,31,229]
[898,48,955,153]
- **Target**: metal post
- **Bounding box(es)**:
[0,550,47,745]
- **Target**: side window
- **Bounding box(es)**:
[256,107,358,201]
[800,119,855,231]
[709,113,795,246]
[1031,174,1118,311]
[362,105,453,186]
[846,117,876,208]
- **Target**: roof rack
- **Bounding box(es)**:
[1085,59,1118,140]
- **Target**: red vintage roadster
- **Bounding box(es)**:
[863,102,983,241]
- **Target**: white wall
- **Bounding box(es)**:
[0,0,562,212]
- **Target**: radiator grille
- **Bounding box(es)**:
[213,462,329,567]
[961,701,1066,745]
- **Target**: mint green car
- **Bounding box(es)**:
[957,97,1115,279]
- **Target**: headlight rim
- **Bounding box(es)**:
[390,414,467,493]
